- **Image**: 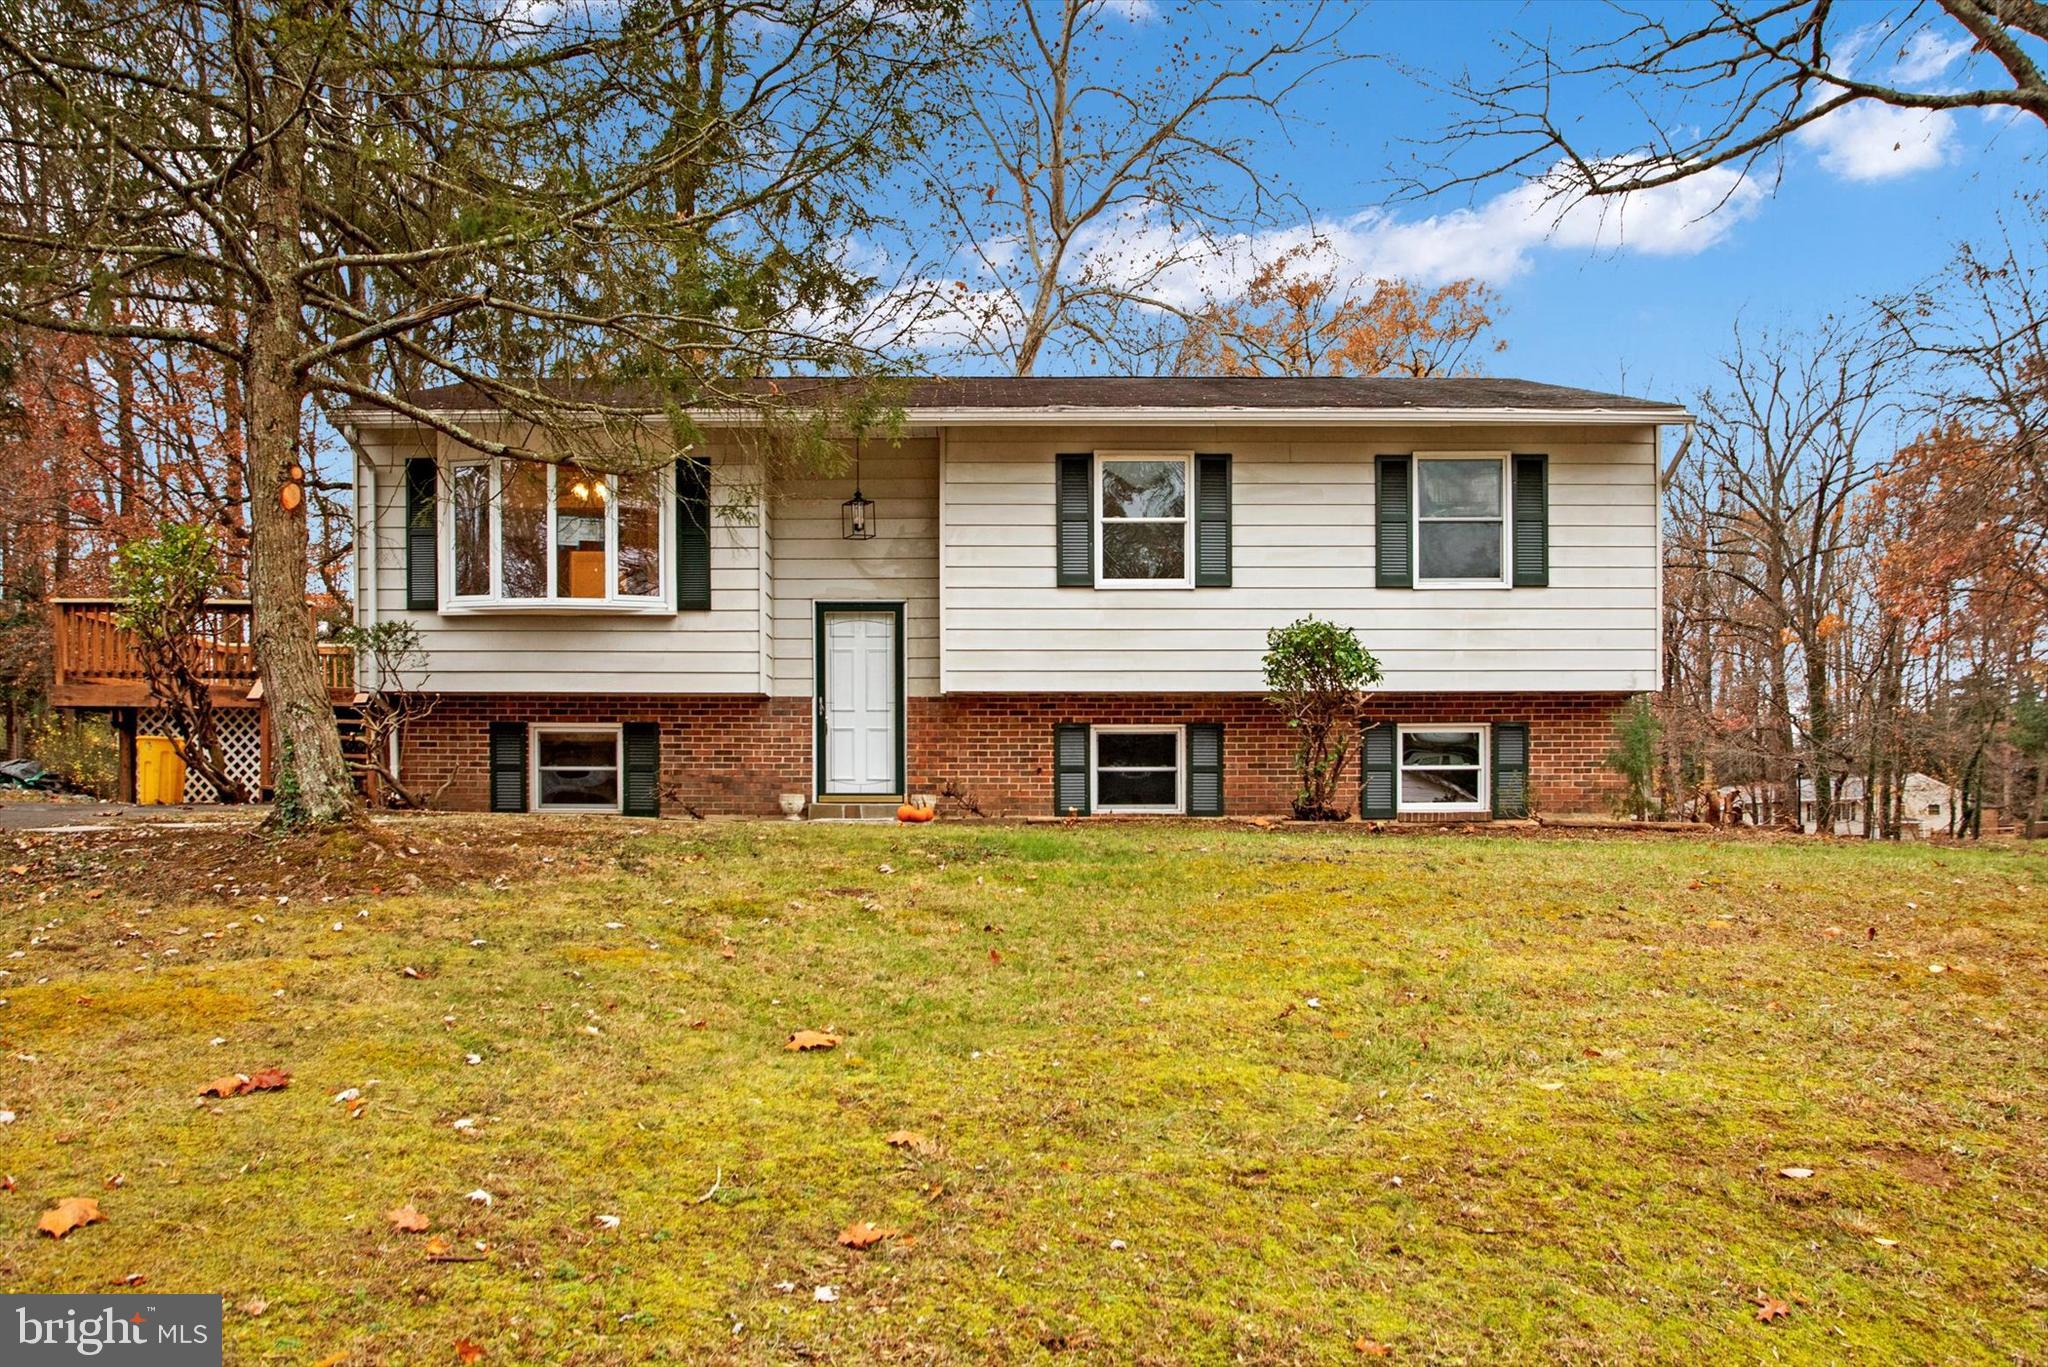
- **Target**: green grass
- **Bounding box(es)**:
[3,818,2045,1363]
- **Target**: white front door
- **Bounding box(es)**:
[822,610,897,796]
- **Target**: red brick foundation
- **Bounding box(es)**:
[398,691,1630,818]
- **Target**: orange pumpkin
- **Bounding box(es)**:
[896,803,920,822]
[909,805,936,823]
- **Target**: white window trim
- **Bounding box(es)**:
[442,456,675,614]
[529,723,624,814]
[1412,452,1511,590]
[1091,723,1185,815]
[1396,723,1490,815]
[1094,451,1194,590]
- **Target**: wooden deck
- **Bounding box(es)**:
[51,598,355,709]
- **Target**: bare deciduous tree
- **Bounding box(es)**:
[913,0,1354,374]
[1423,1,2046,202]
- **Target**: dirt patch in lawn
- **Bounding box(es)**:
[2,812,614,909]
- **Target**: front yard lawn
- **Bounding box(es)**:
[3,818,2044,1363]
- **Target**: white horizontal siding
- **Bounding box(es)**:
[939,423,1663,693]
[764,439,939,698]
[361,431,768,694]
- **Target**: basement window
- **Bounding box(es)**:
[531,726,622,812]
[1092,726,1184,814]
[1398,725,1488,813]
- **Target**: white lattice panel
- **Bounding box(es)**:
[137,707,262,802]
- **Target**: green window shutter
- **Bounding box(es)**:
[488,722,527,813]
[622,721,660,817]
[1053,723,1091,815]
[405,457,438,611]
[1492,722,1530,818]
[1187,722,1224,815]
[1194,454,1232,587]
[1359,721,1397,819]
[1375,455,1412,589]
[1056,454,1094,587]
[1512,454,1549,587]
[676,457,711,610]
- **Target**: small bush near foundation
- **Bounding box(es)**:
[1263,617,1381,820]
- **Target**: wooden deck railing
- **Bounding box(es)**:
[52,598,354,703]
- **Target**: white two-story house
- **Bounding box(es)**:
[342,376,1685,819]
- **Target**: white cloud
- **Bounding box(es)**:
[1096,0,1161,21]
[1892,30,1974,84]
[1796,100,1954,181]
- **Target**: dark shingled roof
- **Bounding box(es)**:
[384,374,1684,415]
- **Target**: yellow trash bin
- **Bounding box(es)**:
[135,735,187,805]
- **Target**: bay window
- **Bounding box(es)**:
[446,458,669,609]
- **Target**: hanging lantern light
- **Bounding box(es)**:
[841,436,876,540]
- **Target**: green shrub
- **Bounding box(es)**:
[1606,694,1663,820]
[1262,617,1383,820]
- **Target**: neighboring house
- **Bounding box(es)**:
[340,376,1687,819]
[1797,774,1960,837]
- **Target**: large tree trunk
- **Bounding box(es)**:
[245,77,358,829]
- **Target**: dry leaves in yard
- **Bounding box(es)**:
[785,1030,840,1052]
[837,1221,899,1249]
[311,1354,349,1367]
[198,1068,290,1098]
[423,1235,453,1258]
[455,1340,486,1364]
[1754,1296,1792,1323]
[386,1204,430,1233]
[1354,1340,1392,1357]
[37,1196,103,1239]
[885,1130,937,1155]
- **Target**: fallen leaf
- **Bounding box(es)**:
[244,1067,290,1092]
[989,948,1001,966]
[785,1030,840,1052]
[7,865,26,876]
[838,1221,898,1249]
[423,1235,453,1257]
[1354,1340,1392,1357]
[239,1296,267,1317]
[885,1130,936,1155]
[813,1285,838,1302]
[37,1196,103,1239]
[593,1213,620,1230]
[386,1204,430,1233]
[110,1272,145,1287]
[312,1355,349,1367]
[199,1075,246,1098]
[455,1340,486,1364]
[1754,1296,1791,1323]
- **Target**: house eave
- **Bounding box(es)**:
[344,403,1695,432]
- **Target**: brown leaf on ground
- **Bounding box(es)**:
[837,1221,898,1249]
[455,1340,486,1364]
[1754,1296,1791,1323]
[37,1196,104,1239]
[1354,1339,1392,1357]
[386,1204,430,1233]
[244,1068,291,1092]
[423,1235,453,1258]
[885,1130,936,1155]
[2,1175,16,1193]
[7,864,26,875]
[311,1354,349,1367]
[785,1030,840,1052]
[200,1075,247,1098]
[110,1273,145,1287]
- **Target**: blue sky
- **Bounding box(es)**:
[957,0,2045,408]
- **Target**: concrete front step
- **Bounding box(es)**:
[807,801,905,822]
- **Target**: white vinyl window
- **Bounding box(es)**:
[1398,725,1489,813]
[1096,453,1191,586]
[1092,725,1184,814]
[530,725,622,812]
[1414,454,1509,588]
[446,458,669,610]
